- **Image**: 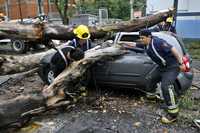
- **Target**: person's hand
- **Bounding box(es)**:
[70,48,84,61]
[179,64,186,72]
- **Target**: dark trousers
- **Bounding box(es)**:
[159,66,180,111]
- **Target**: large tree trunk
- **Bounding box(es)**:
[0,8,174,41]
[0,43,125,128]
[0,94,45,128]
[42,42,125,99]
[0,46,60,75]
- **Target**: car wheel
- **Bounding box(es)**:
[11,40,29,54]
[38,63,58,85]
[47,70,55,84]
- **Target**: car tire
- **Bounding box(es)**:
[11,40,29,54]
[38,63,58,85]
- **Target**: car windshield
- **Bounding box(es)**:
[153,33,184,56]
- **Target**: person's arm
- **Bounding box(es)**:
[67,48,84,61]
[171,47,185,71]
[123,42,137,48]
[161,41,185,71]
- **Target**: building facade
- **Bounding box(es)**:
[0,0,76,20]
[146,0,200,39]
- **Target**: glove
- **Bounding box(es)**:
[69,48,84,61]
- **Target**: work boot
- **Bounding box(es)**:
[146,93,163,101]
[161,113,177,124]
[161,107,179,124]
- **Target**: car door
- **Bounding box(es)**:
[93,48,156,88]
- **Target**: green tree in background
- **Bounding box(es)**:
[55,0,146,23]
[54,0,69,24]
[76,0,145,20]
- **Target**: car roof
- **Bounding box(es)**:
[117,31,175,36]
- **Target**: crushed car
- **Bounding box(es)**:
[38,31,193,96]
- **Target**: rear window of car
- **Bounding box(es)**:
[153,33,184,56]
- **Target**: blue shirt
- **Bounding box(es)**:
[146,36,178,67]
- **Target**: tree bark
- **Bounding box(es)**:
[0,48,56,75]
[0,8,175,41]
[0,94,45,128]
[0,42,125,128]
[42,43,125,103]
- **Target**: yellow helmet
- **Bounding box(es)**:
[73,25,90,39]
[166,17,173,23]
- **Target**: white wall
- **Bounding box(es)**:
[146,0,200,14]
[146,0,173,14]
[186,0,200,12]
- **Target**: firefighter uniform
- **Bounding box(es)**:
[139,29,181,123]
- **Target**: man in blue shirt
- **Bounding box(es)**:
[139,29,185,124]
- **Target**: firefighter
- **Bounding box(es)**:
[50,24,92,79]
[42,25,92,103]
[69,24,92,51]
[163,16,176,33]
[139,29,185,124]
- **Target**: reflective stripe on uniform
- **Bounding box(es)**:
[167,107,179,114]
[57,48,68,66]
[86,39,89,50]
[72,38,89,50]
[73,39,77,47]
[56,45,75,66]
[168,85,176,108]
[151,39,166,66]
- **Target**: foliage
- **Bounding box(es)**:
[76,0,146,20]
[54,0,70,24]
[54,0,146,23]
[184,40,200,60]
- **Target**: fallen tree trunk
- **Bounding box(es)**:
[0,47,57,75]
[0,8,174,41]
[42,43,126,99]
[0,44,69,75]
[0,43,125,127]
[0,94,45,128]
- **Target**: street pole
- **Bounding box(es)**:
[173,0,178,28]
[18,0,23,22]
[37,0,42,15]
[48,0,52,18]
[130,0,134,20]
[5,0,9,21]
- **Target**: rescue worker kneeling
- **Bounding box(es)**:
[139,29,185,124]
[50,24,92,81]
[48,25,91,99]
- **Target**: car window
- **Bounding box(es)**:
[120,35,140,42]
[153,33,184,56]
